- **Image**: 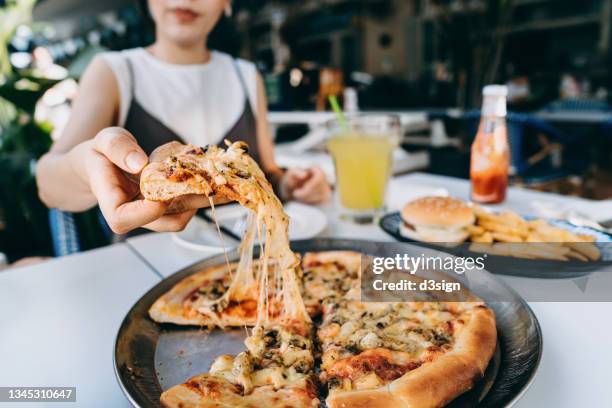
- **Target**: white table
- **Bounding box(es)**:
[2,173,611,407]
[0,244,160,408]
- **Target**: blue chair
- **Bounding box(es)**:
[49,208,113,256]
[544,99,612,113]
[462,111,590,186]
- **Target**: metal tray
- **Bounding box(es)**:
[115,238,542,407]
[380,212,612,278]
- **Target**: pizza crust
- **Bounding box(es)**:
[326,305,497,408]
[161,374,319,408]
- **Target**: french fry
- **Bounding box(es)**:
[466,224,486,235]
[528,219,549,229]
[478,220,529,239]
[495,243,569,261]
[576,233,596,243]
[471,231,493,243]
[476,209,528,229]
[475,213,507,227]
[527,223,570,242]
[499,210,529,229]
[524,243,571,260]
[468,243,520,258]
[469,203,599,263]
[488,243,535,259]
[490,231,524,243]
[566,250,589,262]
[565,242,601,261]
[526,232,546,242]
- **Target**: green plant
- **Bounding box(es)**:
[0,0,57,260]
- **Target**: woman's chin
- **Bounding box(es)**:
[165,30,207,49]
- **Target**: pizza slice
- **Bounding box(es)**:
[142,140,311,328]
[161,322,320,408]
[316,301,497,408]
[140,141,265,209]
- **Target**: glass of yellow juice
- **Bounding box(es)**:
[326,114,400,223]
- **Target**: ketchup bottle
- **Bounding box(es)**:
[470,85,510,204]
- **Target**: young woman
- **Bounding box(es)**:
[36,0,331,235]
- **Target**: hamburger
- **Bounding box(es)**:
[400,196,475,243]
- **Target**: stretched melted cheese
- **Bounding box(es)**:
[147,141,320,400]
[160,141,310,326]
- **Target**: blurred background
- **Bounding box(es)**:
[0,0,611,261]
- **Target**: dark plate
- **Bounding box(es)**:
[115,238,542,408]
[380,212,612,279]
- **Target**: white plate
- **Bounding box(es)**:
[172,202,328,251]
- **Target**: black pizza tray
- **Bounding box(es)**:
[115,238,542,407]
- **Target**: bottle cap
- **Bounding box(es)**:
[482,85,508,97]
[482,85,507,116]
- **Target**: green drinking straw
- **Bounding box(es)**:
[328,95,349,133]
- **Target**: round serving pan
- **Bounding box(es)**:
[380,212,612,279]
[115,238,542,408]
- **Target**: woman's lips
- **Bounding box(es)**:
[170,8,199,23]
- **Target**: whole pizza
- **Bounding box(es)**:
[140,141,498,408]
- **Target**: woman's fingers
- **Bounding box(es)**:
[165,195,211,214]
[143,209,197,232]
[292,167,331,204]
[88,155,168,234]
[285,168,310,186]
[93,127,149,174]
[165,194,232,214]
[85,129,207,234]
[108,199,170,234]
[280,168,311,201]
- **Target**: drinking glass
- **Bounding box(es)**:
[326,114,400,223]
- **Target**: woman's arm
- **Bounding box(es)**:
[253,72,331,204]
[36,56,209,233]
[36,56,119,211]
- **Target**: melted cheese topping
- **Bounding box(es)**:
[161,141,310,326]
[318,301,477,391]
[319,302,461,353]
[302,263,360,315]
[209,325,315,394]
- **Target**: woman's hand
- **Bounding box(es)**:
[279,167,332,205]
[70,127,209,234]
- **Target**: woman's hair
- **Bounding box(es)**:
[135,0,242,56]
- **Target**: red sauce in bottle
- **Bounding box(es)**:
[470,86,510,204]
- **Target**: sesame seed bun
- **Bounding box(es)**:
[400,196,475,242]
